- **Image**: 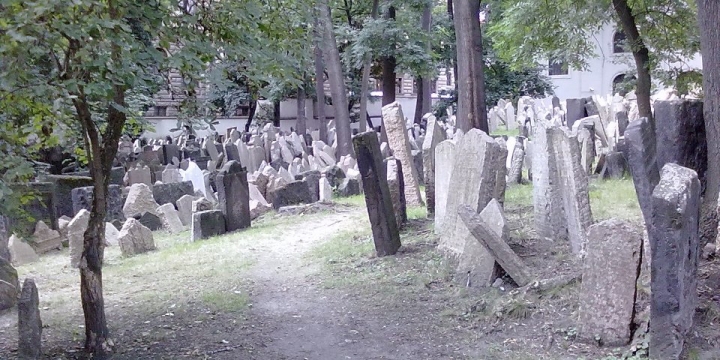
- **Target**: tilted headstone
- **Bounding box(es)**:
[433,140,455,235]
[216,161,251,232]
[68,209,90,268]
[385,157,407,229]
[381,102,424,206]
[547,127,593,256]
[105,222,120,246]
[157,203,185,234]
[18,278,41,359]
[191,210,226,241]
[0,257,19,311]
[123,183,160,219]
[507,138,525,184]
[439,128,504,281]
[422,116,446,216]
[648,164,700,359]
[578,219,642,346]
[137,212,163,231]
[175,194,198,227]
[352,131,401,256]
[118,218,156,257]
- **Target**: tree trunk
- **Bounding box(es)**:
[244,89,258,133]
[448,0,458,90]
[612,0,652,120]
[273,99,281,128]
[296,85,307,135]
[358,0,380,133]
[698,0,720,243]
[313,16,329,143]
[414,5,433,125]
[318,0,354,157]
[381,5,397,107]
[453,0,487,132]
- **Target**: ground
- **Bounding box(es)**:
[1,178,719,359]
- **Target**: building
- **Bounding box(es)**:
[546,24,703,100]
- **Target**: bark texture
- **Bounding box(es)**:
[296,85,307,135]
[453,0,487,132]
[358,0,380,133]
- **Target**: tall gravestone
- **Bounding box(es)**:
[381,102,424,206]
[72,185,125,223]
[649,163,700,360]
[547,127,593,255]
[439,129,503,286]
[385,157,407,229]
[216,161,251,232]
[422,116,446,215]
[434,140,456,234]
[18,278,41,360]
[532,120,566,242]
[352,132,401,257]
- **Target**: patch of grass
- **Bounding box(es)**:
[308,228,374,265]
[333,194,366,207]
[201,290,250,313]
[407,205,427,220]
[589,178,641,221]
[505,182,533,207]
[491,128,520,137]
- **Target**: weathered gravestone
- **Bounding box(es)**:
[439,128,504,276]
[68,209,90,268]
[152,181,195,207]
[434,140,455,234]
[127,166,152,186]
[71,185,125,223]
[267,181,314,210]
[381,102,424,206]
[105,222,120,246]
[565,98,587,129]
[353,132,401,256]
[338,177,361,197]
[599,151,629,179]
[385,157,407,229]
[532,121,567,242]
[123,183,160,218]
[9,235,39,266]
[29,221,63,254]
[9,182,58,236]
[216,161,251,232]
[42,175,94,218]
[578,219,642,346]
[161,167,183,184]
[319,175,333,203]
[623,117,660,228]
[157,204,185,234]
[0,257,19,311]
[458,200,532,287]
[162,144,180,165]
[175,194,198,227]
[301,170,321,202]
[649,163,700,360]
[547,127,593,255]
[192,210,226,241]
[422,115,446,215]
[137,212,164,231]
[507,138,525,184]
[18,278,41,360]
[118,218,156,257]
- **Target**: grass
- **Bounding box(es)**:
[491,128,520,138]
[588,178,642,221]
[505,182,533,207]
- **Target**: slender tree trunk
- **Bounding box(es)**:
[448,0,458,91]
[318,0,354,157]
[273,99,281,128]
[297,85,307,135]
[414,5,433,124]
[244,88,258,133]
[453,0,488,132]
[359,0,380,133]
[381,5,397,107]
[612,0,652,120]
[698,0,720,243]
[312,26,328,143]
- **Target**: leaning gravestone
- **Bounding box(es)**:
[439,129,503,286]
[434,140,456,234]
[547,127,593,256]
[507,139,525,184]
[386,157,407,229]
[9,235,39,267]
[381,102,424,206]
[118,218,156,257]
[68,209,91,268]
[123,183,160,218]
[623,117,660,227]
[18,278,41,360]
[422,116,446,215]
[353,131,401,256]
[0,257,19,311]
[216,160,251,232]
[648,163,700,360]
[191,210,226,241]
[157,204,185,234]
[578,219,642,346]
[175,194,198,227]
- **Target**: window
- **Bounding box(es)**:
[154,106,167,117]
[234,105,251,117]
[548,58,568,76]
[396,78,404,94]
[613,30,628,53]
[612,74,636,96]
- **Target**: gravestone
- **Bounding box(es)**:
[123,183,160,218]
[267,181,314,210]
[68,209,90,268]
[0,258,19,311]
[338,178,361,197]
[118,218,156,257]
[0,216,10,261]
[422,116,446,215]
[434,140,456,234]
[175,195,197,226]
[381,102,424,206]
[216,161,251,232]
[162,144,180,165]
[439,128,504,280]
[599,151,629,179]
[157,204,184,234]
[9,182,58,236]
[191,210,226,241]
[319,175,332,202]
[353,131,401,256]
[29,221,62,254]
[152,181,194,206]
[508,139,525,184]
[105,222,120,246]
[224,142,241,162]
[565,98,586,129]
[578,219,642,346]
[386,157,407,229]
[18,278,41,360]
[532,120,567,242]
[458,200,531,287]
[648,163,700,360]
[161,167,183,184]
[9,235,38,266]
[127,166,152,186]
[192,197,214,212]
[547,127,593,255]
[42,175,94,218]
[71,185,124,223]
[137,212,163,231]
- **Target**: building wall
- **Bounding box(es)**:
[547,24,703,100]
